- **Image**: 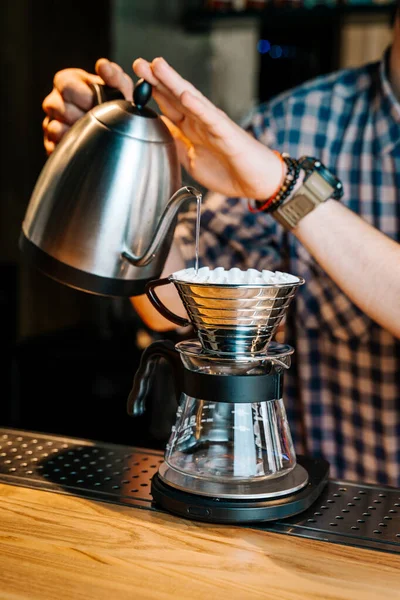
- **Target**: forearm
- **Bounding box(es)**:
[293,199,400,338]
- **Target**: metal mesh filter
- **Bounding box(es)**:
[1,428,399,554]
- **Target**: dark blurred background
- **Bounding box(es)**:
[0,0,396,448]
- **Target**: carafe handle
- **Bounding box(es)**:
[127,340,183,417]
[146,278,191,328]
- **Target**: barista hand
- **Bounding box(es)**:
[132,57,282,200]
[42,59,133,155]
[43,57,283,199]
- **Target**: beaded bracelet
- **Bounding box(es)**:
[266,154,301,214]
[248,152,301,214]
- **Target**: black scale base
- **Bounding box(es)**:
[151,455,329,524]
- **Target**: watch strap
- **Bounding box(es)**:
[274,170,335,230]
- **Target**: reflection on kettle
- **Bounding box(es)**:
[20,79,201,297]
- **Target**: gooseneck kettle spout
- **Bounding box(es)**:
[20,79,202,297]
[122,186,201,268]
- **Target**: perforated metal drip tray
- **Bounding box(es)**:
[1,428,400,555]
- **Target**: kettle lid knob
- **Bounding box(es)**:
[91,76,172,140]
[134,79,152,109]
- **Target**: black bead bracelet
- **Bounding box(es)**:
[263,154,301,214]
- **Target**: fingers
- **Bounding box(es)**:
[133,58,185,123]
[43,115,70,142]
[42,115,70,155]
[133,57,223,134]
[151,57,204,101]
[42,59,132,154]
[49,60,133,117]
[44,138,55,156]
[152,88,185,124]
[53,68,102,111]
[132,58,160,86]
[42,67,97,153]
[42,88,86,124]
[95,58,133,100]
[133,56,205,103]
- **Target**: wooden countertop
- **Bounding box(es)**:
[1,482,400,600]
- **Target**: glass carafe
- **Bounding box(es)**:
[164,340,296,483]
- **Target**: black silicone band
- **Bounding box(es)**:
[182,370,282,403]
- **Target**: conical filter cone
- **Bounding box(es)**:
[172,278,304,355]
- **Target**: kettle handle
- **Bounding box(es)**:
[146,278,191,328]
[127,340,183,417]
[89,83,126,105]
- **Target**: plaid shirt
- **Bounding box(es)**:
[176,48,400,487]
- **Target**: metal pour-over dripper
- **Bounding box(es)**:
[146,275,305,355]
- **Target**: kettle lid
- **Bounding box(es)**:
[91,79,173,143]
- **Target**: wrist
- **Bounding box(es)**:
[255,150,287,202]
[250,153,299,214]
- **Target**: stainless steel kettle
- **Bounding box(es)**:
[20,80,201,297]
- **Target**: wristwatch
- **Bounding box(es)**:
[273,156,343,231]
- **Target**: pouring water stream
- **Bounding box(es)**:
[194,192,202,274]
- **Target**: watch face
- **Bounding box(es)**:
[299,156,343,200]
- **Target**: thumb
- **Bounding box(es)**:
[95,58,134,101]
